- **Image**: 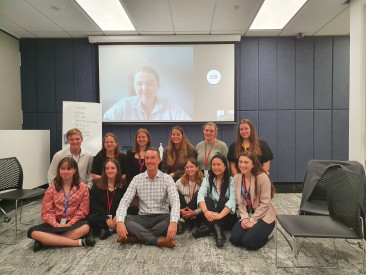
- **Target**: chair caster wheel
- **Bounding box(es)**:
[4,216,11,222]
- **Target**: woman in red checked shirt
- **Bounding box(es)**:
[28,157,95,252]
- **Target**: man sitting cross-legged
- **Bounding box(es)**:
[116,147,180,247]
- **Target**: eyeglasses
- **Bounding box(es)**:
[184,166,196,170]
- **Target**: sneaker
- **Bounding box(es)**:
[99,228,111,240]
[177,221,185,235]
[33,240,45,252]
[82,232,96,247]
[192,223,211,238]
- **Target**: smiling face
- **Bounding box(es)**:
[59,162,77,182]
[171,129,183,145]
[134,71,159,107]
[238,156,254,176]
[136,132,148,147]
[203,125,217,143]
[105,161,118,180]
[67,134,83,151]
[239,123,251,140]
[145,149,161,173]
[184,160,199,177]
[104,136,117,153]
[211,157,226,178]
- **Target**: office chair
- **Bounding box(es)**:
[276,169,366,272]
[0,157,45,243]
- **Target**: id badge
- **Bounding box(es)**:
[60,218,67,225]
[204,170,208,177]
[107,215,112,219]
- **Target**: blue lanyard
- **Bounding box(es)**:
[70,149,81,164]
[63,187,72,216]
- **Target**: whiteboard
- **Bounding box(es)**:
[62,101,102,156]
[0,130,50,189]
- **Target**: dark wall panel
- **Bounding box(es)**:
[333,110,349,160]
[295,38,314,109]
[314,110,332,159]
[258,38,276,110]
[277,110,296,181]
[240,38,258,110]
[36,39,56,112]
[296,110,313,181]
[73,39,94,103]
[55,39,74,112]
[22,112,37,129]
[333,36,350,109]
[259,110,277,181]
[38,113,57,162]
[277,38,295,109]
[314,37,333,109]
[20,39,37,113]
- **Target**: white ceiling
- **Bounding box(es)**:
[0,0,350,39]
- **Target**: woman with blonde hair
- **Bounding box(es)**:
[161,126,197,182]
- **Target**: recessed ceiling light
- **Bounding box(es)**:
[250,0,307,30]
[75,0,135,31]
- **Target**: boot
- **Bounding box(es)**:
[192,222,212,238]
[117,235,139,244]
[213,224,226,247]
[157,237,175,248]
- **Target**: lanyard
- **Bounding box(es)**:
[70,149,81,164]
[106,153,115,160]
[204,140,216,169]
[242,143,247,151]
[188,181,196,201]
[242,176,252,212]
[215,179,221,198]
[62,187,72,216]
[106,187,115,215]
[138,153,145,173]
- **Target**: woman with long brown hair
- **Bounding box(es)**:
[175,158,204,234]
[229,151,277,250]
[227,119,273,175]
[88,159,126,240]
[91,133,126,184]
[161,126,197,182]
[28,157,94,251]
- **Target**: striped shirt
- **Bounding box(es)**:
[175,179,202,214]
[116,170,180,223]
[41,183,89,227]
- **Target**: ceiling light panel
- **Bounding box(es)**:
[250,0,307,30]
[75,0,135,31]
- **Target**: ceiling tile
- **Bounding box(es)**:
[0,15,35,38]
[315,7,350,36]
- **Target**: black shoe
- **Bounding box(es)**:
[192,224,211,238]
[99,228,111,240]
[82,232,96,247]
[213,224,225,247]
[177,221,185,235]
[33,240,45,252]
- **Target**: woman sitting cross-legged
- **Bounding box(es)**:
[87,158,127,240]
[175,158,204,234]
[229,151,278,250]
[195,154,237,247]
[28,157,94,252]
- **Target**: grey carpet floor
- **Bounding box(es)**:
[0,193,364,274]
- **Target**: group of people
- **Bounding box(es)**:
[28,119,277,251]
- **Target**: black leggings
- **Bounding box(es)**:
[229,219,275,250]
[204,196,237,229]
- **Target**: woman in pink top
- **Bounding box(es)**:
[28,157,95,251]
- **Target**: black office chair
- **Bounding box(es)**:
[300,160,365,215]
[0,157,45,243]
[276,169,366,271]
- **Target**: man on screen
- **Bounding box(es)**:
[103,66,191,121]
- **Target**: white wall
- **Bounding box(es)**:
[0,31,22,130]
[349,0,366,166]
